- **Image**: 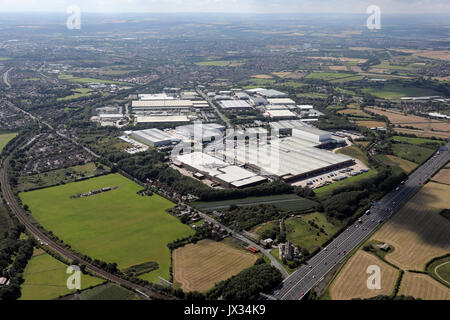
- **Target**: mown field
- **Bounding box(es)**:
[172,239,257,292]
[398,272,450,300]
[362,85,439,100]
[431,169,450,185]
[366,107,450,138]
[371,181,450,271]
[314,170,378,197]
[0,132,17,152]
[20,174,194,282]
[58,74,128,85]
[329,250,399,300]
[20,249,104,300]
[192,194,318,213]
[285,211,342,253]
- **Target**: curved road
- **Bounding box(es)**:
[272,143,450,300]
[1,151,165,300]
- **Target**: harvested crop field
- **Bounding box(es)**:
[356,120,386,129]
[173,239,257,292]
[371,182,450,271]
[398,272,450,300]
[431,169,450,185]
[366,107,450,137]
[330,251,398,300]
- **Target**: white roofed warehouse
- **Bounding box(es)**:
[130,129,181,147]
[175,152,267,189]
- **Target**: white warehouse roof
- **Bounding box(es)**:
[219,100,253,110]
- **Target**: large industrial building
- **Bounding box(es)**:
[174,123,226,142]
[219,100,253,111]
[175,152,267,188]
[130,128,181,147]
[218,136,353,182]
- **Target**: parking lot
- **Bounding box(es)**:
[291,159,369,189]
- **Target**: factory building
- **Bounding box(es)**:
[174,123,226,142]
[175,152,267,188]
[219,100,253,111]
[130,128,181,147]
[264,109,298,120]
[292,126,333,145]
[218,137,354,182]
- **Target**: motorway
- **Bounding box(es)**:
[2,67,12,88]
[272,142,450,300]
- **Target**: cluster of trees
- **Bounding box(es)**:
[206,259,282,300]
[167,226,217,251]
[0,225,34,300]
[220,205,287,232]
[320,167,407,221]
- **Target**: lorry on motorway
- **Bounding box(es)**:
[358,218,363,223]
[365,210,371,215]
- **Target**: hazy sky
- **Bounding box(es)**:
[0,0,449,14]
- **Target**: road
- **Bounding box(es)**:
[2,67,12,88]
[194,208,289,278]
[272,142,450,300]
[0,151,165,299]
[197,89,232,127]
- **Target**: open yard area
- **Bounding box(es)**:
[20,174,194,282]
[285,211,342,253]
[0,132,17,152]
[371,181,450,271]
[20,249,103,300]
[172,239,257,292]
[329,250,398,300]
[398,272,450,300]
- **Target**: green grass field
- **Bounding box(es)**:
[362,85,439,100]
[337,145,369,166]
[20,174,194,282]
[195,60,236,67]
[305,72,355,81]
[374,154,418,173]
[0,132,18,153]
[392,136,446,145]
[285,212,342,253]
[57,88,94,101]
[77,283,138,300]
[192,194,318,212]
[58,74,128,85]
[392,143,435,164]
[20,250,103,300]
[426,256,450,287]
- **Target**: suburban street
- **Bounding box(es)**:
[272,142,450,300]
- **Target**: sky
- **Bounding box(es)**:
[0,0,449,14]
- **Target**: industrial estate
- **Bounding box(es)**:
[0,3,449,306]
